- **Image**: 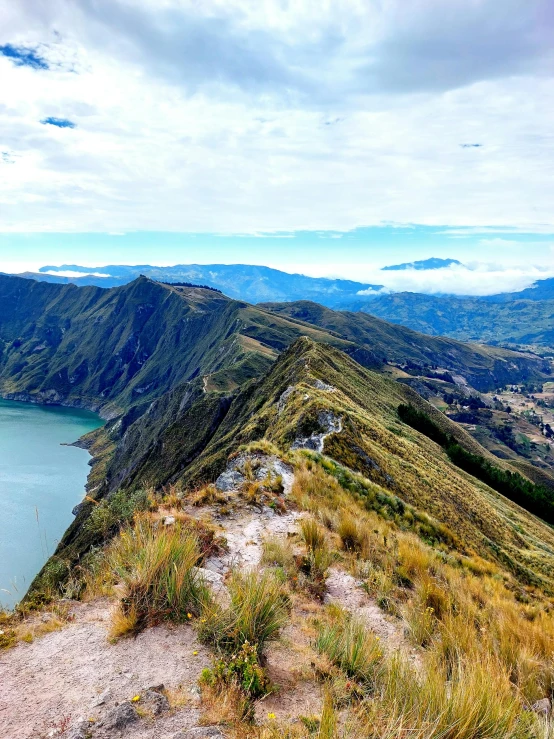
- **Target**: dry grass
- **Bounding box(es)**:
[98,515,212,637]
[0,603,73,650]
[315,610,383,689]
[199,569,289,657]
[200,679,254,725]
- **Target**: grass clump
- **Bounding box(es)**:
[106,515,211,637]
[198,569,289,721]
[298,517,335,599]
[315,611,383,690]
[199,569,289,657]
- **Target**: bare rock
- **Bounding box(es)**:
[141,688,170,715]
[67,720,90,739]
[215,469,244,492]
[531,697,551,716]
[164,515,176,526]
[103,702,139,730]
[93,687,112,706]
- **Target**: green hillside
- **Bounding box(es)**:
[0,275,359,415]
[348,292,554,351]
[261,300,552,391]
[34,338,554,600]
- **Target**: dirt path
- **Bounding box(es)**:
[0,600,211,739]
[0,450,419,737]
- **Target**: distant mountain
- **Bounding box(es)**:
[19,264,384,308]
[483,276,554,303]
[347,292,554,351]
[382,257,461,271]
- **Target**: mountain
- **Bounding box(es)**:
[382,257,461,271]
[484,276,554,302]
[15,263,384,307]
[1,275,546,422]
[348,292,554,351]
[31,336,554,597]
[3,276,554,737]
[259,300,552,390]
[0,274,373,415]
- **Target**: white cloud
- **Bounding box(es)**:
[274,260,554,297]
[43,269,111,277]
[0,0,553,234]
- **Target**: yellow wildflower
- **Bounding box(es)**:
[132,695,140,702]
[268,712,276,719]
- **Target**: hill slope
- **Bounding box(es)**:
[34,337,554,603]
[260,300,551,390]
[349,292,554,350]
[0,274,365,415]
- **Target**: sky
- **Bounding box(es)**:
[0,0,553,295]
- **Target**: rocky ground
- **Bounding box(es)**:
[0,452,418,738]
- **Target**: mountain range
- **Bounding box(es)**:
[2,270,554,736]
[14,263,384,307]
[8,262,554,352]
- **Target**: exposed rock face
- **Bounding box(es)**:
[291,411,342,453]
[215,453,293,493]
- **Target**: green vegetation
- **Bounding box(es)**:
[315,612,383,688]
[102,516,211,637]
[398,403,554,525]
[352,290,554,352]
[262,299,550,391]
[198,569,289,657]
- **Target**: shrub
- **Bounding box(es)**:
[201,641,270,698]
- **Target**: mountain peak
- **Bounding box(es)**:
[382,257,462,271]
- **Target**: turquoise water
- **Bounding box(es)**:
[0,399,103,608]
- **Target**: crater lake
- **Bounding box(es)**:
[0,399,103,608]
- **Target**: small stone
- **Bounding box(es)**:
[530,697,551,716]
[164,516,176,526]
[146,683,165,693]
[103,702,139,730]
[94,687,112,706]
[66,721,90,739]
[142,689,170,715]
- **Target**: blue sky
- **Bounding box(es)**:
[2,226,553,295]
[0,1,553,294]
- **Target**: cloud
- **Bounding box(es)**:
[0,0,553,235]
[368,262,554,297]
[0,43,49,70]
[356,0,553,95]
[44,269,110,277]
[40,117,76,128]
